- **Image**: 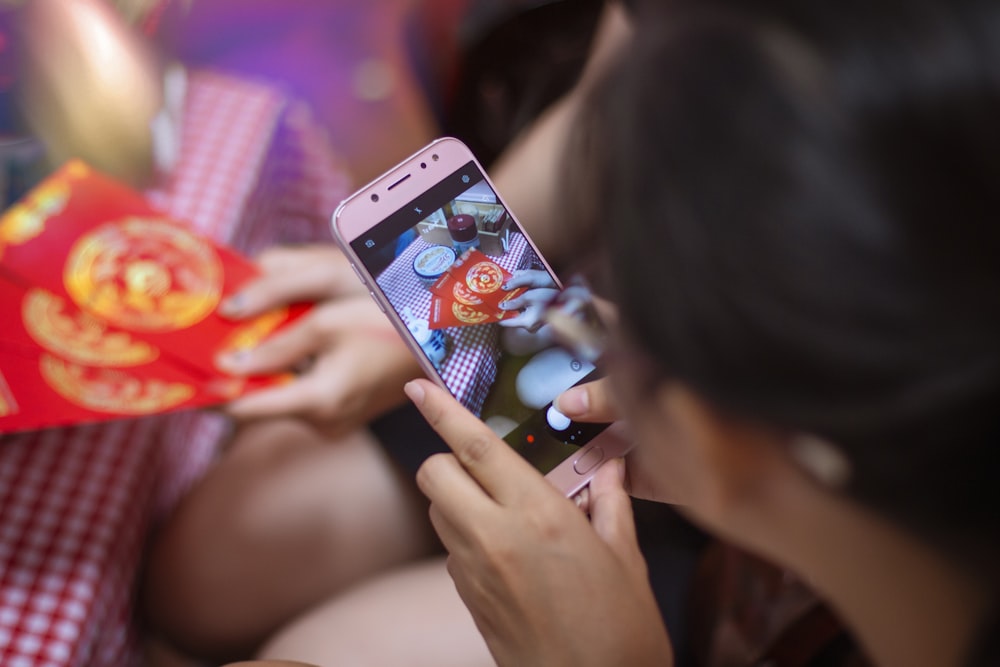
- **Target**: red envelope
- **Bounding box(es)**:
[426,248,525,329]
[0,161,303,434]
[0,161,304,376]
[0,345,259,434]
[427,295,500,329]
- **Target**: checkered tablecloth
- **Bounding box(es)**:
[0,69,348,667]
[376,234,531,416]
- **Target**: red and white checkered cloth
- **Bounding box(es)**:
[376,233,532,416]
[0,69,349,667]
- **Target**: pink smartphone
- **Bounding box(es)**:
[332,137,630,497]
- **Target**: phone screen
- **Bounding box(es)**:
[351,161,607,474]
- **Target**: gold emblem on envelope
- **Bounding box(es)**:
[39,353,194,414]
[452,282,484,306]
[466,261,505,294]
[23,288,159,367]
[0,180,70,261]
[452,303,492,324]
[64,217,223,331]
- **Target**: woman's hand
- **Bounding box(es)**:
[215,245,421,436]
[502,268,557,291]
[497,287,559,330]
[498,269,559,329]
[556,378,667,504]
[221,245,366,311]
[409,379,673,667]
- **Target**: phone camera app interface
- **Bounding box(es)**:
[353,163,605,473]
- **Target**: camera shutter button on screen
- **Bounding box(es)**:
[546,405,572,431]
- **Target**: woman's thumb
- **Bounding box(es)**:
[588,458,641,564]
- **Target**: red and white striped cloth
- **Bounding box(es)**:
[0,69,349,667]
[376,233,532,416]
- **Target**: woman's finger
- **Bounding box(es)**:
[418,453,498,530]
[216,297,397,376]
[405,379,546,505]
[498,288,558,313]
[215,316,322,377]
[554,377,619,423]
[495,310,539,329]
[219,246,358,319]
[223,374,327,422]
[425,500,486,556]
[587,458,642,567]
[502,269,554,290]
[497,293,530,312]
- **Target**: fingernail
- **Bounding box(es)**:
[555,386,589,416]
[404,380,426,407]
[218,294,245,318]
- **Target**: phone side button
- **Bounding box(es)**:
[350,262,365,284]
[368,291,385,313]
[573,446,605,475]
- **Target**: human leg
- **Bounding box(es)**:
[258,557,493,667]
[142,417,438,660]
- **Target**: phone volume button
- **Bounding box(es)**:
[350,263,365,284]
[368,291,385,313]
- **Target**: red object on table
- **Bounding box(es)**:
[0,70,348,667]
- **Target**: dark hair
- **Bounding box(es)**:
[569,0,1000,662]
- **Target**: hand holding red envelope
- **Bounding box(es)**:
[426,248,526,329]
[0,161,308,434]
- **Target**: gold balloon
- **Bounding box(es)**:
[21,0,162,185]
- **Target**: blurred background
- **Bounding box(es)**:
[1,0,606,204]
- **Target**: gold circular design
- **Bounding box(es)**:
[64,217,223,331]
[22,288,159,367]
[452,282,484,306]
[452,303,491,325]
[466,261,504,295]
[40,354,194,415]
